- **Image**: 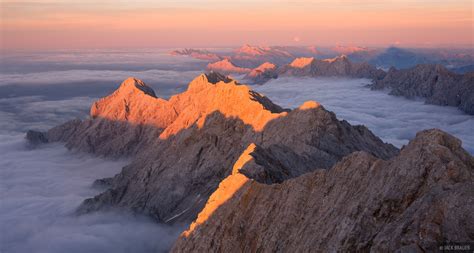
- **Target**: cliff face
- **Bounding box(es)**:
[172,129,474,252]
[372,64,474,115]
[35,73,397,224]
[280,55,386,80]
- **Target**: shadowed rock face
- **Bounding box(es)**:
[371,64,474,115]
[172,129,474,252]
[35,74,397,224]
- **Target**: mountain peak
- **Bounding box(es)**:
[204,72,233,84]
[246,62,277,77]
[236,44,266,56]
[289,57,315,68]
[187,72,236,92]
[332,45,368,54]
[207,59,251,74]
[299,100,321,110]
[117,77,157,98]
[323,55,348,63]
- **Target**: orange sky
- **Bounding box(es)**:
[1,0,472,50]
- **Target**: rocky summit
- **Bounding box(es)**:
[207,59,251,74]
[172,129,474,252]
[279,55,386,80]
[29,73,397,224]
[244,62,278,84]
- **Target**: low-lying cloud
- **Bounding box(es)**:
[0,96,93,134]
[1,49,207,74]
[0,69,202,87]
[0,50,207,253]
[253,77,474,154]
[0,134,185,253]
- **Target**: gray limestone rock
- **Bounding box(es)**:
[172,129,474,252]
[31,74,398,224]
[371,64,474,115]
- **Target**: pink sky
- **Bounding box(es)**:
[1,0,472,50]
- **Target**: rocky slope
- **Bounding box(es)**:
[207,59,251,74]
[243,62,278,84]
[172,129,474,252]
[279,55,386,80]
[29,73,397,224]
[371,64,474,115]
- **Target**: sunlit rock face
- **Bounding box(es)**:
[206,59,251,74]
[244,62,278,84]
[172,129,474,252]
[332,45,369,55]
[280,57,315,76]
[35,73,397,224]
[280,55,386,80]
[371,64,474,115]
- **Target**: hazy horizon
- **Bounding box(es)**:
[1,0,472,50]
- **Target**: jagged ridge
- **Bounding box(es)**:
[371,64,474,115]
[28,73,397,224]
[172,129,474,252]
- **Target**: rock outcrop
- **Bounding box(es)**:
[36,73,397,224]
[280,55,386,80]
[371,64,474,115]
[244,62,278,84]
[172,129,474,252]
[207,59,251,74]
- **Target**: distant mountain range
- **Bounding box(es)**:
[207,55,385,84]
[171,44,474,71]
[170,48,221,61]
[172,45,474,115]
[279,55,386,80]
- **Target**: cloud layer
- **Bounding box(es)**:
[0,51,199,252]
[0,134,185,253]
[253,77,474,153]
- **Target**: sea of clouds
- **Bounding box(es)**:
[1,50,473,253]
[253,77,474,153]
[0,50,198,253]
[0,134,184,253]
